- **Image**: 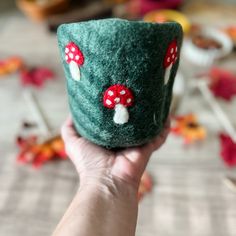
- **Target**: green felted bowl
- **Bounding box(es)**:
[57,18,183,148]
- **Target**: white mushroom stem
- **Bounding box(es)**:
[69,61,80,81]
[113,104,129,125]
[164,65,172,85]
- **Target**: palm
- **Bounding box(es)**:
[62,117,169,187]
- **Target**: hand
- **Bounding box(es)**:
[61,116,170,191]
[54,117,170,236]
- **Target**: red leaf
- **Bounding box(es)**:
[20,67,54,88]
[219,133,236,167]
[209,68,236,101]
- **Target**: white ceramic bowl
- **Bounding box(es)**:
[182,27,233,67]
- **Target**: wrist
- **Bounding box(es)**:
[79,174,138,202]
[74,174,138,236]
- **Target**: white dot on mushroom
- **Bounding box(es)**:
[127,98,131,103]
[172,54,175,59]
[120,90,126,95]
[114,97,120,103]
[69,53,74,59]
[75,55,80,60]
[65,48,69,53]
[65,55,68,60]
[106,99,112,105]
[71,47,76,52]
[167,57,170,62]
[170,48,174,53]
[108,91,114,96]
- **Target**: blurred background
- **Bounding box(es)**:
[0,0,236,235]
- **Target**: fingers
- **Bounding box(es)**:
[61,115,80,145]
[150,115,170,151]
[119,116,171,169]
[139,116,170,155]
[151,123,170,152]
[165,115,171,130]
[61,116,85,171]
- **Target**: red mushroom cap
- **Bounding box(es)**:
[65,42,84,66]
[163,40,178,68]
[103,84,134,109]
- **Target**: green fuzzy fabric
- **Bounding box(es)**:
[57,18,183,148]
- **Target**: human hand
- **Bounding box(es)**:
[61,116,170,191]
[54,118,169,236]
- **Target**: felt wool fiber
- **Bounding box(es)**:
[57,18,183,148]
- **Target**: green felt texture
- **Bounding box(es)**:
[57,18,183,148]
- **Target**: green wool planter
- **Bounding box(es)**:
[57,18,183,148]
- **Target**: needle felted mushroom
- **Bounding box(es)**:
[57,19,183,148]
[163,39,178,84]
[65,42,84,81]
[103,84,134,124]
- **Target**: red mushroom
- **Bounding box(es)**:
[163,40,178,84]
[65,42,84,81]
[103,84,134,124]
